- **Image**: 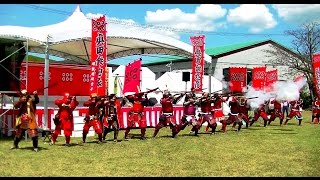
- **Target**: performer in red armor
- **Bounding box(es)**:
[238,96,250,128]
[152,90,179,138]
[124,88,158,140]
[196,92,217,135]
[221,96,242,133]
[249,101,269,127]
[11,89,39,152]
[283,99,303,126]
[50,93,79,146]
[267,97,284,126]
[82,93,105,144]
[312,97,320,123]
[208,93,229,132]
[175,92,199,136]
[103,94,120,142]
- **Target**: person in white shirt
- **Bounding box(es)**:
[282,100,289,117]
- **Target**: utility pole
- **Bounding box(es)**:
[166,61,173,72]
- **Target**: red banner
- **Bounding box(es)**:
[265,69,278,92]
[190,35,205,92]
[91,16,107,96]
[123,59,142,94]
[252,66,266,90]
[229,67,247,93]
[20,62,90,96]
[312,54,320,97]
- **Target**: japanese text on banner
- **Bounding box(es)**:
[190,35,205,92]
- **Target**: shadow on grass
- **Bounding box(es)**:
[18,146,49,151]
[56,143,82,147]
[272,128,294,131]
[270,132,298,135]
[0,136,14,141]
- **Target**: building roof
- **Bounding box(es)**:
[135,39,297,66]
[0,5,212,65]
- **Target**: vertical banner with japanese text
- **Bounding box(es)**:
[229,67,247,93]
[91,15,107,96]
[123,59,142,94]
[252,66,266,90]
[312,54,320,97]
[265,69,278,92]
[190,35,205,92]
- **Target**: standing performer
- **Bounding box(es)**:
[11,89,39,152]
[267,97,284,126]
[82,93,104,144]
[152,90,179,138]
[124,88,158,140]
[249,101,269,127]
[221,96,242,133]
[102,94,120,142]
[174,93,199,136]
[50,93,79,146]
[196,92,217,135]
[283,100,303,126]
[238,96,250,128]
[312,97,320,123]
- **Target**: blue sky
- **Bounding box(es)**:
[0,4,319,64]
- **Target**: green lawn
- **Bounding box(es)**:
[0,111,319,177]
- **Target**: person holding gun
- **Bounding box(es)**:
[11,89,40,152]
[50,93,79,146]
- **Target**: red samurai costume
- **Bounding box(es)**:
[50,93,79,146]
[249,101,269,127]
[267,98,284,126]
[284,100,303,126]
[124,88,158,140]
[103,94,120,142]
[175,93,199,136]
[197,92,217,135]
[221,96,242,133]
[152,91,178,138]
[11,89,39,152]
[312,97,320,123]
[82,93,104,143]
[238,96,250,128]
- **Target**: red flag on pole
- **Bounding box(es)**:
[252,66,266,90]
[90,15,107,96]
[229,67,247,93]
[312,54,320,97]
[123,59,142,94]
[190,35,205,92]
[265,69,278,92]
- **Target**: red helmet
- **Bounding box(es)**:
[231,96,237,102]
[64,93,70,99]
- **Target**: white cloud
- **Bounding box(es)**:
[227,4,277,33]
[272,4,320,24]
[144,4,227,33]
[85,13,104,19]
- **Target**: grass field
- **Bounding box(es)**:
[0,111,320,177]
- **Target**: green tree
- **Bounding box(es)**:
[265,22,320,100]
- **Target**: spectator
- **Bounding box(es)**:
[282,100,289,117]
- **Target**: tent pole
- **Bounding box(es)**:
[208,58,213,94]
[43,35,51,130]
[26,39,29,89]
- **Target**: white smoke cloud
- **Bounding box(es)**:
[245,76,307,109]
[214,71,228,90]
[245,86,274,110]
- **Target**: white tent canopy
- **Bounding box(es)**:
[109,65,157,97]
[0,5,212,65]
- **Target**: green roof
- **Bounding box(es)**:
[205,39,270,56]
[143,39,273,65]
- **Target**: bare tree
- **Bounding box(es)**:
[265,22,320,100]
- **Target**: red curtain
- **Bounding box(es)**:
[123,59,142,94]
[190,35,205,92]
[90,15,107,96]
[20,62,90,96]
[252,66,266,90]
[229,67,247,93]
[265,69,278,92]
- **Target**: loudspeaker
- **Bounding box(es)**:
[247,71,252,85]
[182,72,190,82]
[222,68,229,82]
